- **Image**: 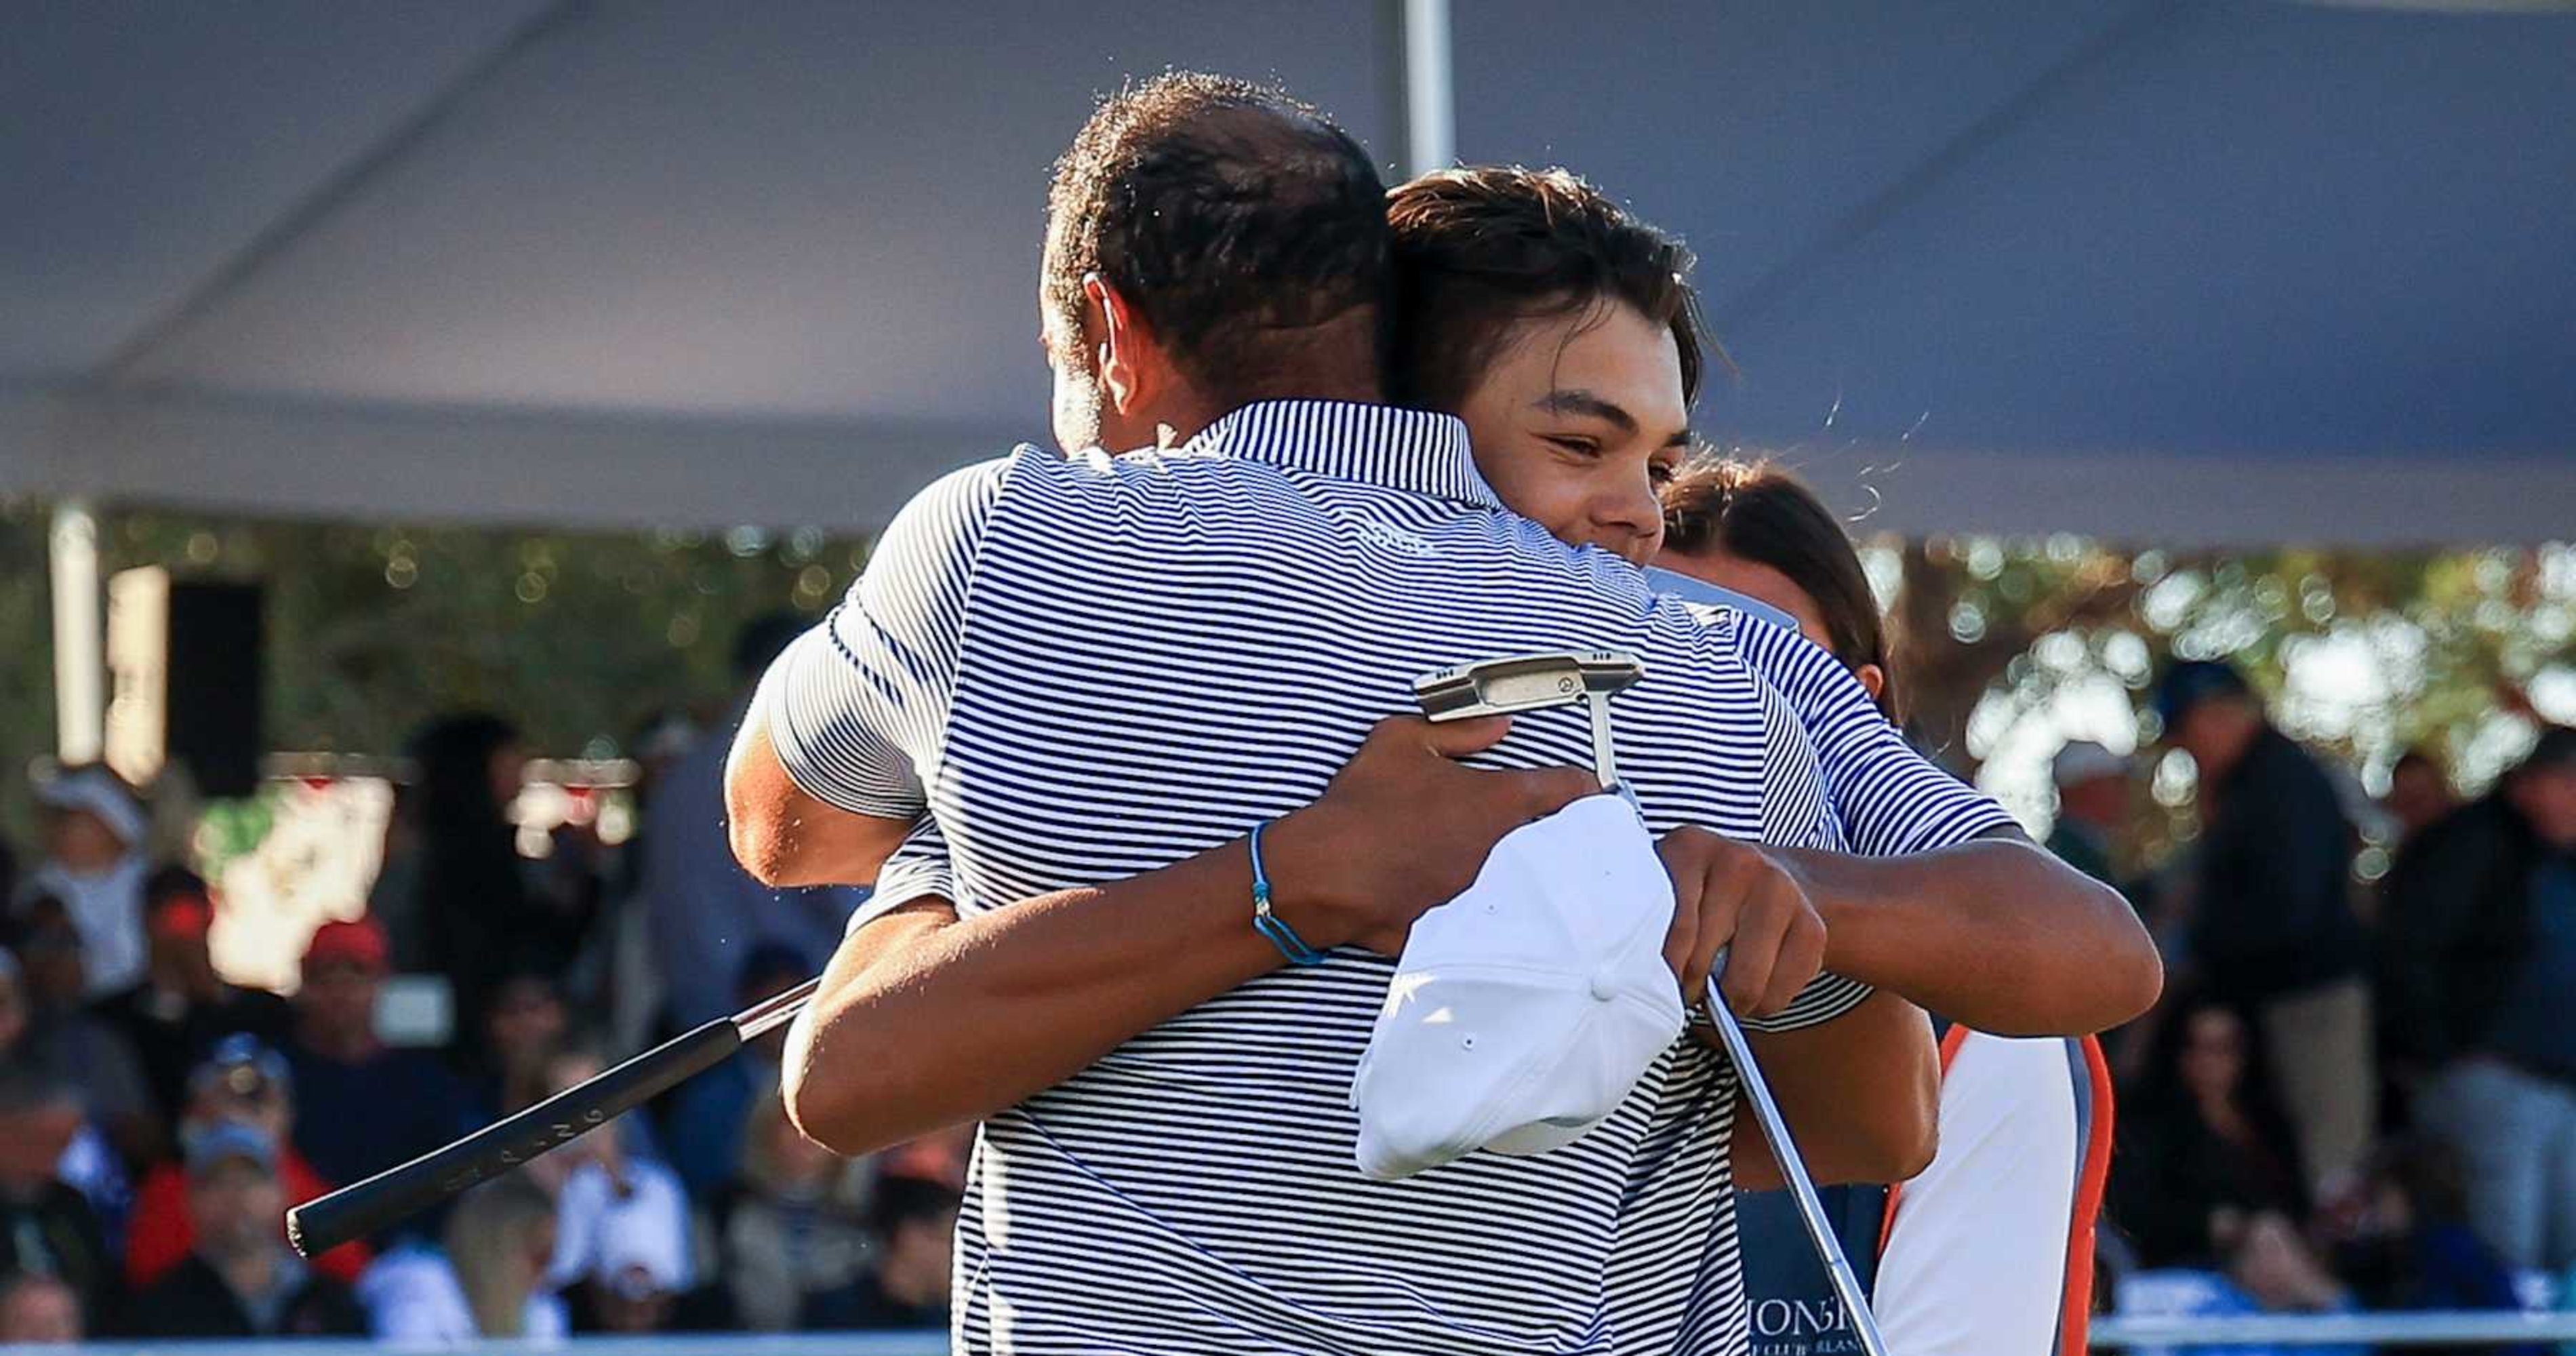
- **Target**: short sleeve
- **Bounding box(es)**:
[1731,620,2019,856]
[847,815,961,935]
[1729,972,1878,1034]
[757,460,1007,819]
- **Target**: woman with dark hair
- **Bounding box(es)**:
[2112,997,2307,1269]
[1658,459,1897,717]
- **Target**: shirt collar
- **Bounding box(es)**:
[1183,401,1500,509]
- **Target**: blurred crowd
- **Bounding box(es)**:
[1,607,2571,1349]
[2076,662,2576,1351]
[0,616,963,1344]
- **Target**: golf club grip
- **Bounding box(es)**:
[287,1016,742,1257]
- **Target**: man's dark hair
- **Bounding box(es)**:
[1043,72,1390,405]
[1387,166,1714,414]
[1661,458,1899,722]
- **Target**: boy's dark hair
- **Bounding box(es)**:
[1043,72,1389,405]
[1387,166,1714,414]
[1660,458,1899,722]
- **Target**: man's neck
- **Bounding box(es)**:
[1127,378,1385,451]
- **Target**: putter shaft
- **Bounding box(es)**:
[1705,987,1890,1356]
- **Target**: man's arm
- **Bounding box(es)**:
[1799,829,2160,1037]
[725,460,1001,890]
[724,705,913,888]
[1730,992,1941,1189]
[780,716,1600,1156]
[1658,829,1940,1189]
[1733,621,2162,1035]
[1723,831,2162,1187]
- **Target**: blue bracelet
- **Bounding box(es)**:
[1248,821,1328,966]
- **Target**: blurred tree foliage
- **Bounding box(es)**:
[0,506,868,819]
[1877,534,2576,867]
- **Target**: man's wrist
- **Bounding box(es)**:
[1251,806,1363,951]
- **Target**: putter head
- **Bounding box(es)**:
[1413,650,1645,721]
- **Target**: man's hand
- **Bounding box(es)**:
[1262,715,1599,956]
[782,713,1594,1155]
[1657,827,1829,1018]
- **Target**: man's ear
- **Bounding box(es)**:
[1085,274,1158,418]
[1856,663,1887,705]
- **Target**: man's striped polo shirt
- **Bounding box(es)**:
[761,400,2010,1356]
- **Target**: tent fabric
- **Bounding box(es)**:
[4,1,2570,544]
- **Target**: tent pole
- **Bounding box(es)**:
[49,499,105,765]
[1395,0,1455,177]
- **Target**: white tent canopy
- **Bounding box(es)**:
[5,0,2572,546]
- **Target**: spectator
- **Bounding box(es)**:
[807,1172,961,1331]
[879,1123,975,1193]
[2337,1137,2543,1356]
[15,766,150,998]
[99,868,291,1125]
[605,711,699,1055]
[722,1092,876,1330]
[466,969,571,1123]
[407,713,582,1054]
[129,1123,366,1337]
[2381,725,2576,1271]
[10,904,161,1168]
[2156,660,2374,1203]
[357,1171,565,1342]
[369,780,430,972]
[2224,1210,2366,1330]
[536,1047,693,1301]
[0,1066,113,1330]
[639,614,863,1034]
[667,942,807,1199]
[126,1035,370,1289]
[2048,740,2135,892]
[279,917,470,1205]
[451,1172,569,1339]
[571,1224,693,1335]
[0,1271,81,1343]
[352,1235,476,1344]
[0,951,129,1241]
[2113,1216,2367,1356]
[2112,1000,2308,1269]
[2384,747,2459,845]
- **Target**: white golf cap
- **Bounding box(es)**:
[1350,793,1685,1179]
[2049,740,2129,788]
[34,765,146,848]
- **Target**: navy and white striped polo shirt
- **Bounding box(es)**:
[763,401,2011,1356]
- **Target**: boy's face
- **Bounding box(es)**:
[1455,300,1688,567]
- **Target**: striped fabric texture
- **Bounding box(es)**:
[761,401,2014,1355]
